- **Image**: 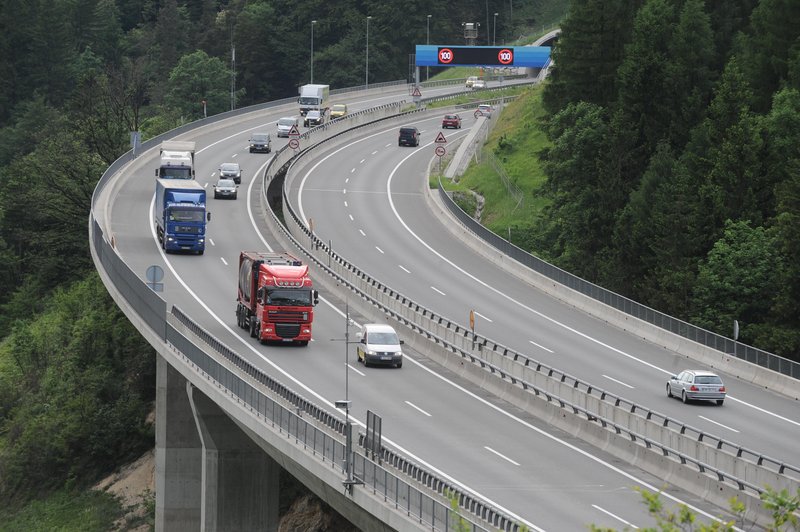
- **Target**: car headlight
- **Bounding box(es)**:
[366,349,375,356]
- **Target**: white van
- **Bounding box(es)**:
[356,324,404,368]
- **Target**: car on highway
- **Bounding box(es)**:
[667,370,726,405]
[218,162,242,184]
[356,323,404,368]
[472,79,486,89]
[465,76,479,88]
[477,104,494,118]
[442,114,462,129]
[330,104,348,119]
[212,178,238,200]
[249,132,271,153]
[276,117,299,138]
[398,126,420,147]
[304,110,324,127]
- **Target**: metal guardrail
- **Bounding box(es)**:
[88,83,522,532]
[436,180,800,379]
[168,307,489,532]
[265,103,800,500]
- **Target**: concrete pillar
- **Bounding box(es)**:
[156,355,203,531]
[188,384,281,532]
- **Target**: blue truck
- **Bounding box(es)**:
[155,179,210,254]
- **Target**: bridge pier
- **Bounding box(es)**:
[156,355,280,532]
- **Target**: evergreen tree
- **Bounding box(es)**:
[542,0,641,114]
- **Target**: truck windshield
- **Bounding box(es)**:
[161,168,192,179]
[168,208,205,222]
[299,97,319,105]
[266,288,312,306]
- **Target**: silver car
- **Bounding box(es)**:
[667,370,726,405]
[219,162,242,184]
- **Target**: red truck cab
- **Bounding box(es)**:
[236,252,318,345]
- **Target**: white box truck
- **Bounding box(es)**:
[298,84,330,116]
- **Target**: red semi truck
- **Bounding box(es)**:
[236,251,318,345]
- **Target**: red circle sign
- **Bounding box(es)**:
[498,48,514,65]
[438,48,454,64]
[288,139,299,149]
[435,146,446,157]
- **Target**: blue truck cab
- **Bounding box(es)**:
[155,179,210,254]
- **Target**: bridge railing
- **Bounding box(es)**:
[266,99,799,512]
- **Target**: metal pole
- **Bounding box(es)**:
[494,12,498,45]
[311,20,316,83]
[366,16,372,89]
[426,14,431,81]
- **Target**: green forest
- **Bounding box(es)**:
[0,0,566,525]
[0,0,798,528]
[536,0,800,361]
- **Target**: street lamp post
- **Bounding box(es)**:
[365,16,372,89]
[493,12,498,45]
[426,14,431,81]
[310,20,316,83]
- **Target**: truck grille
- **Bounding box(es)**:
[175,225,201,234]
[268,310,308,322]
[275,323,301,339]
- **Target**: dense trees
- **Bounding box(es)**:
[540,0,800,361]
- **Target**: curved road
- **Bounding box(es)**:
[105,85,788,530]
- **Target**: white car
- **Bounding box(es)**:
[472,79,486,89]
[276,117,298,138]
[477,104,494,118]
[356,324,404,368]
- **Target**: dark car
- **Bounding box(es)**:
[398,126,420,147]
[442,114,462,129]
[249,133,271,153]
[212,178,238,200]
[304,110,324,127]
[218,162,242,184]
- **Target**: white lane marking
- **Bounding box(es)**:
[360,158,366,164]
[348,214,354,221]
[602,375,634,389]
[529,340,553,353]
[347,364,365,376]
[359,229,366,236]
[351,168,356,173]
[431,286,446,296]
[208,238,215,246]
[342,188,346,194]
[344,201,348,207]
[365,145,800,430]
[385,143,391,147]
[144,115,722,532]
[698,415,740,433]
[592,505,638,529]
[473,311,493,323]
[376,246,385,254]
[371,150,378,155]
[220,257,228,266]
[345,177,350,184]
[203,182,209,188]
[399,265,411,273]
[484,446,520,466]
[405,401,431,416]
[231,153,238,158]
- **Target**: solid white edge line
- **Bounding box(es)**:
[592,504,638,529]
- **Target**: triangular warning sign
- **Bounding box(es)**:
[288,125,300,137]
[411,86,422,97]
[435,132,447,144]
